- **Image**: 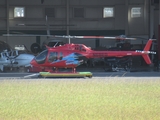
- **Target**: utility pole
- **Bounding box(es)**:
[66,0,70,43]
[125,0,129,36]
[6,0,9,43]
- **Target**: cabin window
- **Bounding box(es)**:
[14,7,25,18]
[11,50,18,56]
[4,52,9,57]
[59,52,63,60]
[80,45,86,52]
[48,52,58,62]
[131,7,141,18]
[103,7,114,18]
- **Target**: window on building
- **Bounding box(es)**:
[103,7,114,18]
[74,8,84,18]
[45,8,55,17]
[14,7,25,17]
[131,7,141,18]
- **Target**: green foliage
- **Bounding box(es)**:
[0,78,160,120]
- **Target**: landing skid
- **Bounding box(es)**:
[38,72,93,78]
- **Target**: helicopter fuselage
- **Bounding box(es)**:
[30,39,155,72]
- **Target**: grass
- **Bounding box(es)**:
[0,78,160,120]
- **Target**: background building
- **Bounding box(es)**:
[0,0,159,53]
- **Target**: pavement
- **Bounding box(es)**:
[0,65,159,79]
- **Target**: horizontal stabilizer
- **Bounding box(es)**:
[142,54,151,64]
[142,39,155,64]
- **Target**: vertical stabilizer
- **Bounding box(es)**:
[143,39,152,51]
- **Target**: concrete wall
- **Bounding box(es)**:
[0,0,149,31]
[0,0,155,50]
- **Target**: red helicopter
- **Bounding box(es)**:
[30,37,156,73]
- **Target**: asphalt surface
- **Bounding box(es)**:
[0,71,160,80]
[0,66,160,79]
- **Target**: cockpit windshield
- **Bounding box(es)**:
[35,49,48,64]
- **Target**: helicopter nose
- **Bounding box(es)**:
[30,59,37,66]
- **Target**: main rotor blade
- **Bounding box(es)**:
[3,34,51,37]
[3,34,136,40]
[53,35,136,40]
